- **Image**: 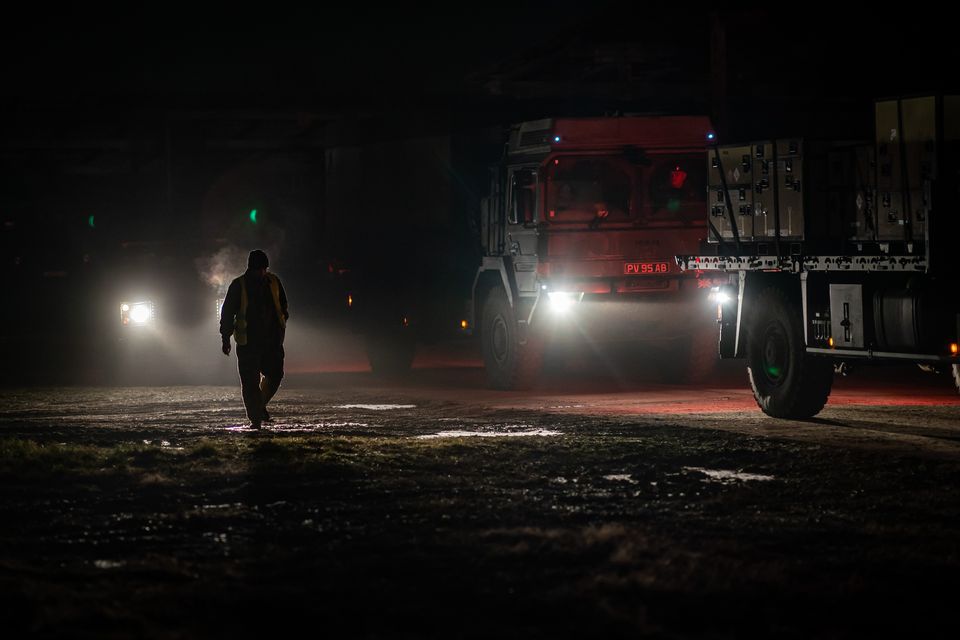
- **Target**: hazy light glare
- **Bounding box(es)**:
[708,287,731,305]
[547,291,578,314]
[130,303,153,324]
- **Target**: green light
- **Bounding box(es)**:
[767,366,781,377]
[87,215,95,229]
[667,198,681,212]
[249,209,258,223]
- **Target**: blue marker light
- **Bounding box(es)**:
[706,132,716,141]
[553,135,561,143]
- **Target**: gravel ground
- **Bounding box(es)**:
[2,373,960,639]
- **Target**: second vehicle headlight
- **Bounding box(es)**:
[121,301,155,326]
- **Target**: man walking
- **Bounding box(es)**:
[220,249,289,429]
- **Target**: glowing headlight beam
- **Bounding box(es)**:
[546,291,582,314]
[129,303,153,324]
[708,287,732,305]
[121,301,155,326]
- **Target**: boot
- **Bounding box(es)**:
[260,376,280,422]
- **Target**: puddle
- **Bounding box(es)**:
[198,503,245,511]
[336,404,417,410]
[603,474,638,484]
[416,429,561,440]
[683,467,775,484]
[93,560,125,570]
[263,422,369,432]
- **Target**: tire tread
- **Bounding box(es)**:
[747,286,833,419]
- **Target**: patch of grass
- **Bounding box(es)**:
[0,438,108,474]
[0,438,237,478]
[187,441,220,459]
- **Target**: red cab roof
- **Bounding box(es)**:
[552,116,713,151]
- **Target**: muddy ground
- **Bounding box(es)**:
[2,367,960,639]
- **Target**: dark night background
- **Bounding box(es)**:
[4,8,960,639]
[2,4,958,383]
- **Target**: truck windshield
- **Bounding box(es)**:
[545,153,705,225]
[545,156,631,223]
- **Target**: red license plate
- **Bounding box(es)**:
[624,262,670,275]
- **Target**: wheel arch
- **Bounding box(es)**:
[736,272,802,358]
[471,257,518,334]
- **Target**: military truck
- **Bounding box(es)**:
[471,116,718,388]
[331,116,721,388]
[679,96,960,417]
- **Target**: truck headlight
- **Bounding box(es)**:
[121,301,155,326]
[546,291,582,314]
[709,286,733,305]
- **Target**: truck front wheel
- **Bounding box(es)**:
[481,288,543,390]
[746,286,833,418]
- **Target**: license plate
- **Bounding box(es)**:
[624,262,669,275]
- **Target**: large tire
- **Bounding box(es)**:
[746,286,833,418]
[365,330,416,376]
[481,288,544,390]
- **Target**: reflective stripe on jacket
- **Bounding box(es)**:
[233,273,286,346]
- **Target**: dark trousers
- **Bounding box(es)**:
[237,343,285,422]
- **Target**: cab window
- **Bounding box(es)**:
[545,156,632,223]
[645,155,707,222]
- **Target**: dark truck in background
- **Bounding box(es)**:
[329,115,722,388]
[681,96,960,417]
[325,127,500,375]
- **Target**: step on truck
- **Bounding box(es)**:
[332,116,722,388]
[679,96,960,417]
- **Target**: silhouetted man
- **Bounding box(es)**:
[220,249,289,429]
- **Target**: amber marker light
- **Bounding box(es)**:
[828,337,835,348]
[951,343,958,356]
[460,320,468,330]
[347,294,353,308]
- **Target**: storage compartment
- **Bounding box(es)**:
[751,141,774,241]
[709,139,853,244]
[708,145,754,242]
[771,139,806,240]
[875,96,946,242]
[830,284,865,348]
[827,145,876,242]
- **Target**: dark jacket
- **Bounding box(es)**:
[220,270,289,347]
